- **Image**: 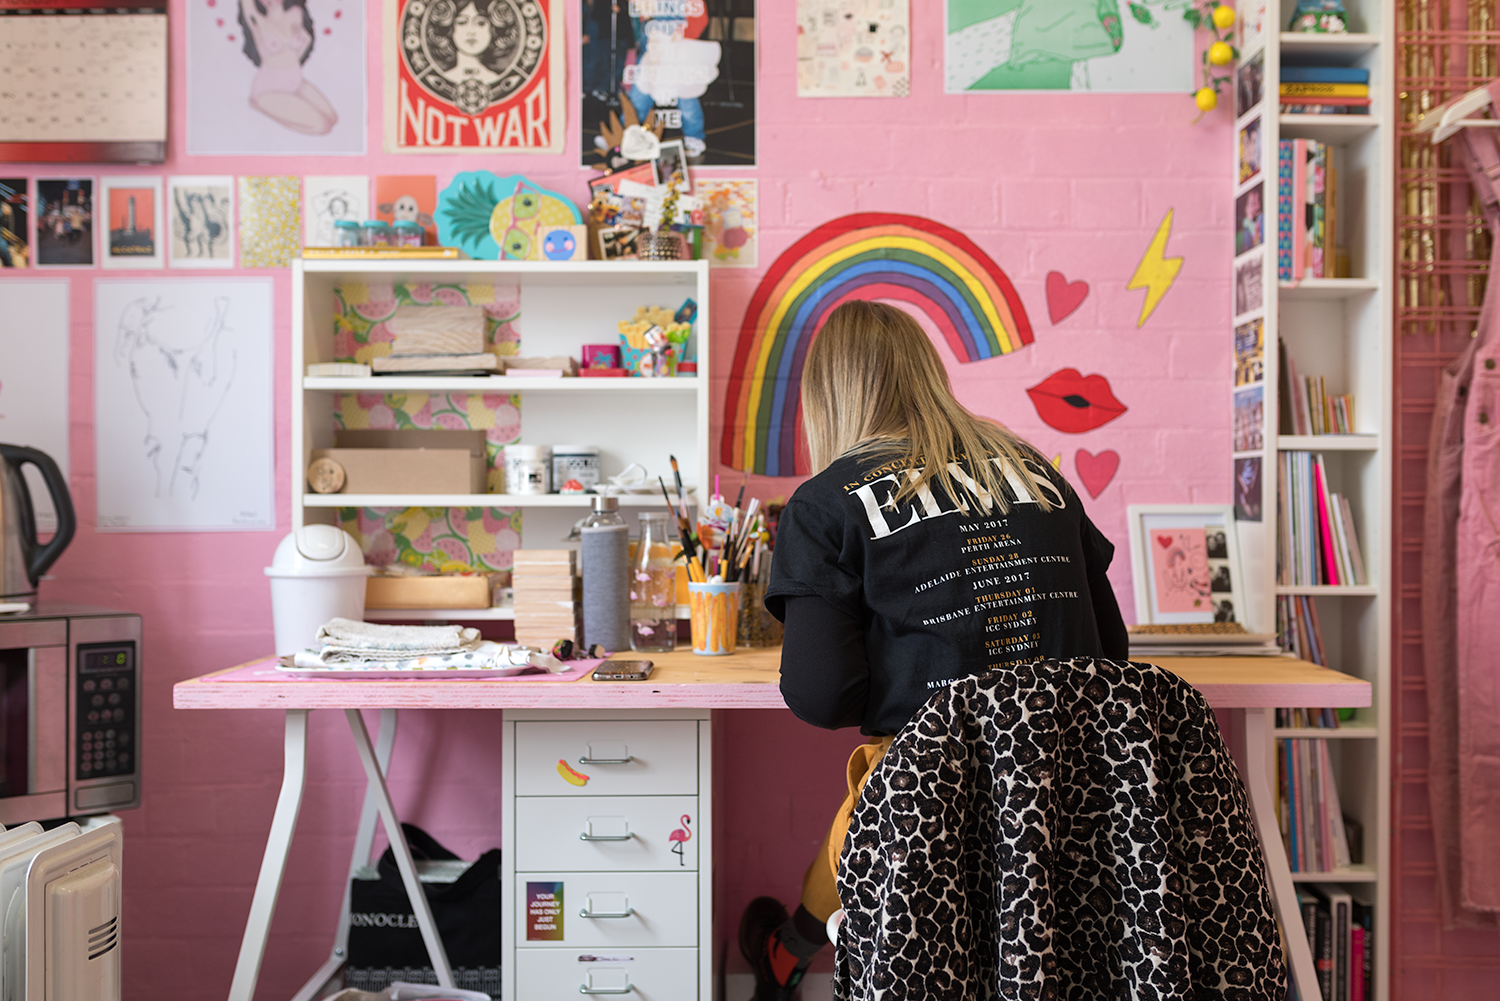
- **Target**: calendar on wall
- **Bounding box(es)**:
[0,1,167,163]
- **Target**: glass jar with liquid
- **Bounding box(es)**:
[630,512,677,652]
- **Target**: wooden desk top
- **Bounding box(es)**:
[172,647,1371,712]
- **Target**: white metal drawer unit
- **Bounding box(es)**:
[503,708,711,1001]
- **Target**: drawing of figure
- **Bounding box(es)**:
[173,188,230,259]
[402,0,545,117]
[310,187,361,246]
[237,0,337,135]
[114,297,237,499]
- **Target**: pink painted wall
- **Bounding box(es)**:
[15,2,1235,997]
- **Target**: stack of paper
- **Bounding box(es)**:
[1126,624,1282,658]
[512,550,579,650]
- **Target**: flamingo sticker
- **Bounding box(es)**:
[668,815,692,867]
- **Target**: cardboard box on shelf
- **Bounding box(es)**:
[308,429,487,495]
[365,574,494,609]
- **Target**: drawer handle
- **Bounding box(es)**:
[579,986,634,995]
[578,755,633,765]
[579,832,634,842]
[579,906,635,919]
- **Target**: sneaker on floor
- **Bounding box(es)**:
[738,896,811,1001]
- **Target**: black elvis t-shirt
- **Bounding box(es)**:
[765,446,1126,735]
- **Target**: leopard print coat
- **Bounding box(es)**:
[834,658,1285,1001]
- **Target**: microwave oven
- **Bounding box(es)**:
[0,605,141,825]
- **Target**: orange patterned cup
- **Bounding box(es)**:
[688,581,740,656]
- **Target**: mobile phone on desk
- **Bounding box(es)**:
[592,660,654,681]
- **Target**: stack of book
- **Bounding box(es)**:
[1291,885,1375,1001]
[1281,349,1356,434]
[511,549,580,649]
[1277,451,1368,587]
[1276,595,1352,728]
[1280,66,1372,115]
[1278,738,1353,873]
[1278,140,1339,280]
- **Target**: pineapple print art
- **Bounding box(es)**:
[435,171,583,260]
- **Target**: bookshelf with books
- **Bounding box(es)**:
[1232,3,1391,1000]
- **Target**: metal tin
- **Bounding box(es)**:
[551,445,600,493]
[504,444,552,495]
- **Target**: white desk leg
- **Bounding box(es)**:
[227,709,310,1001]
[1242,707,1319,1001]
[344,707,455,988]
[289,708,398,1001]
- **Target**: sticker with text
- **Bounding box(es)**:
[527,881,565,941]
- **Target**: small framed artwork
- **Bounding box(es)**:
[0,178,29,268]
[1236,51,1264,118]
[1127,505,1244,625]
[1234,255,1263,316]
[1238,117,1262,184]
[597,225,639,261]
[654,140,690,191]
[167,175,234,269]
[1235,183,1264,256]
[35,177,96,267]
[1234,456,1263,522]
[1233,384,1264,452]
[101,176,165,269]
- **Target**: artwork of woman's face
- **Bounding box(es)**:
[453,3,493,56]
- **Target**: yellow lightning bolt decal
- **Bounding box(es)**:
[1051,453,1063,472]
[1126,209,1184,328]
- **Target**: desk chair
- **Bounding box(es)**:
[832,658,1286,1001]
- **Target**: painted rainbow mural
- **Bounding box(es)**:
[722,213,1033,476]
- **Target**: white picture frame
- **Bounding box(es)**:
[167,175,235,269]
[100,176,165,269]
[1127,504,1245,626]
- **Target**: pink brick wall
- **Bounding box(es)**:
[23,3,1235,997]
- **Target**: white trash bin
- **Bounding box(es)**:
[264,525,373,656]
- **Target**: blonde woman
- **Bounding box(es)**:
[741,300,1127,1000]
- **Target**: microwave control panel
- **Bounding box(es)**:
[75,642,137,782]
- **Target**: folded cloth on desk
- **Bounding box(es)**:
[315,617,482,661]
[292,640,567,673]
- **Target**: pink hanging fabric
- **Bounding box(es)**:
[1424,80,1500,925]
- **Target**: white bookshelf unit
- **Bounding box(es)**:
[291,258,712,618]
[1233,4,1392,1000]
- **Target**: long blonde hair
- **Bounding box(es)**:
[800,300,1055,514]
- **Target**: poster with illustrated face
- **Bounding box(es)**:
[375,175,439,243]
[386,0,565,153]
[187,0,367,156]
[581,0,757,168]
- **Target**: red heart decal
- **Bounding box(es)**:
[216,17,223,25]
[1075,449,1120,499]
[1155,533,1174,550]
[1045,271,1089,325]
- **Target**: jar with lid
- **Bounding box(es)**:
[360,220,392,247]
[393,220,424,247]
[333,220,361,247]
[504,444,552,495]
[552,445,600,493]
[630,512,677,652]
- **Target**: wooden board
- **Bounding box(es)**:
[173,648,1369,713]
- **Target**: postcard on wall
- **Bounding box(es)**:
[375,174,438,244]
[168,176,234,269]
[386,0,564,153]
[1234,456,1263,523]
[1234,317,1265,387]
[945,0,1192,92]
[1236,51,1264,118]
[797,0,910,98]
[35,178,95,267]
[1235,183,1264,256]
[239,176,301,269]
[1239,117,1262,184]
[697,178,757,268]
[94,279,275,532]
[0,179,28,268]
[580,0,757,168]
[0,282,69,529]
[1234,255,1263,316]
[101,176,165,269]
[1233,384,1264,453]
[304,176,369,247]
[186,0,366,156]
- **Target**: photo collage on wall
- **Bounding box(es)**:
[1231,46,1267,523]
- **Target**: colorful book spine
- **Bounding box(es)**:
[1278,141,1296,280]
[1281,67,1371,84]
[1281,82,1371,97]
[1293,140,1309,280]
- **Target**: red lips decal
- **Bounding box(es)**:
[1026,369,1128,434]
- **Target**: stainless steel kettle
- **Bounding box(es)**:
[0,444,76,603]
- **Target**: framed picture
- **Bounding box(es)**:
[35,178,95,267]
[1234,254,1263,316]
[1235,51,1264,118]
[101,176,164,269]
[167,175,234,268]
[1127,505,1245,625]
[597,225,639,261]
[1235,182,1264,256]
[654,140,690,192]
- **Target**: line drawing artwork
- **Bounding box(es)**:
[113,296,236,500]
[168,177,235,268]
[94,279,273,532]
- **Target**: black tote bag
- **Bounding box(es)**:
[345,824,501,995]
